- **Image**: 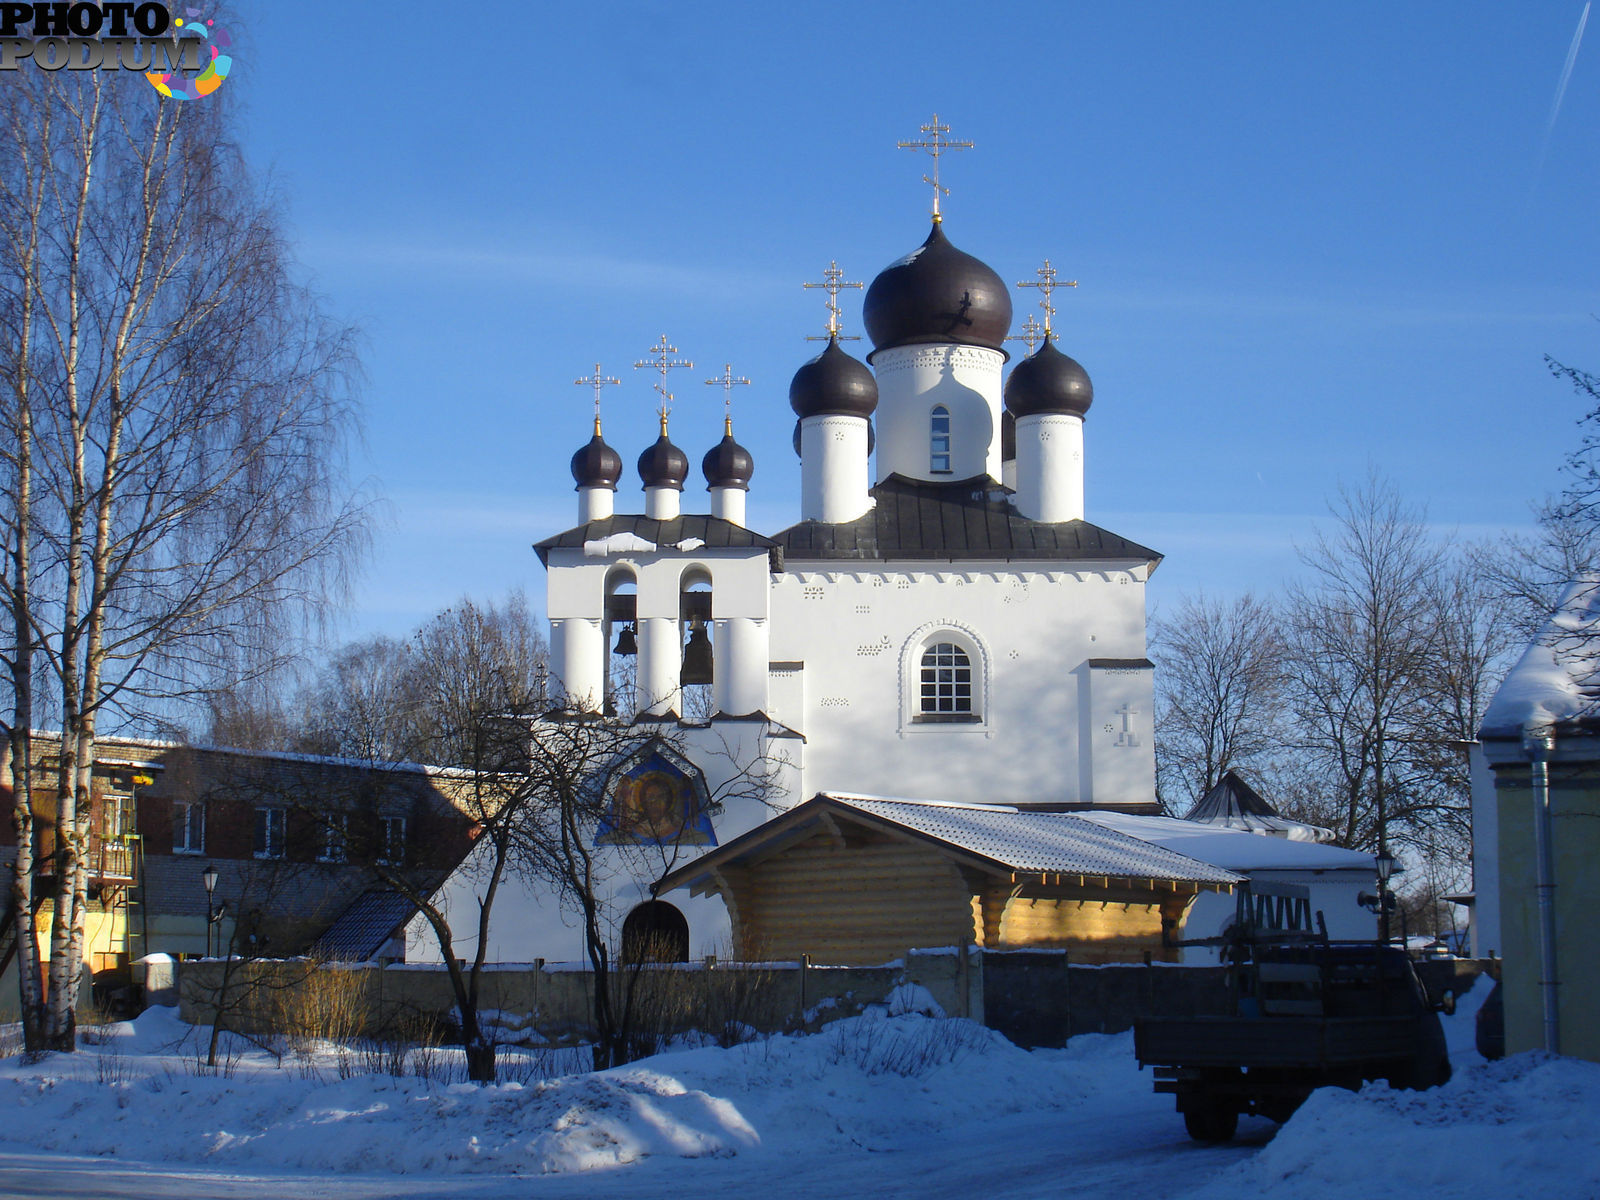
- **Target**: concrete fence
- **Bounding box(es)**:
[176,950,1494,1050]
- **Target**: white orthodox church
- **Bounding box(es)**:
[409,172,1376,967]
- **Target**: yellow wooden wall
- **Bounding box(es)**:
[716,820,1197,966]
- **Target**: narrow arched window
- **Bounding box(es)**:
[930,406,952,474]
[920,642,973,715]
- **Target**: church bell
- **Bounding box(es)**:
[679,619,714,686]
[612,622,638,656]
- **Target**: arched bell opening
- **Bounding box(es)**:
[679,566,714,722]
[621,900,690,964]
[604,567,638,719]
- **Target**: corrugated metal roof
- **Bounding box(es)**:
[824,794,1241,886]
[772,474,1162,564]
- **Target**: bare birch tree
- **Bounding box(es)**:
[0,69,367,1050]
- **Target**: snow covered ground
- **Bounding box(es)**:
[0,975,1592,1199]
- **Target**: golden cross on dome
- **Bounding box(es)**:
[1015,258,1077,338]
[802,260,864,342]
[574,363,620,434]
[704,363,751,433]
[1005,314,1047,355]
[897,113,972,221]
[633,335,694,430]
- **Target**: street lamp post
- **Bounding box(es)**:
[1374,848,1397,945]
[201,864,218,958]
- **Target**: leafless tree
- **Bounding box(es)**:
[1151,592,1285,813]
[1281,476,1452,854]
[0,70,367,1050]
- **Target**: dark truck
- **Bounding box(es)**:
[1134,883,1454,1142]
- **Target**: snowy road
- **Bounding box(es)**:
[0,1104,1275,1200]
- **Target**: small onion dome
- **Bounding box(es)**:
[570,428,623,490]
[1003,338,1094,419]
[793,417,875,457]
[863,221,1013,360]
[1001,410,1016,462]
[703,424,754,490]
[789,335,878,420]
[638,429,689,491]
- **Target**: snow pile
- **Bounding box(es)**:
[0,981,1591,1197]
[1184,1054,1600,1200]
[0,1007,1085,1176]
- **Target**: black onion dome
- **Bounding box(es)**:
[570,430,623,490]
[702,429,754,490]
[863,221,1013,359]
[1003,339,1094,418]
[638,431,689,490]
[789,336,878,419]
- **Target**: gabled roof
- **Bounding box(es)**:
[534,514,775,566]
[771,474,1161,565]
[654,793,1241,897]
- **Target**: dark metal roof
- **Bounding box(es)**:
[771,475,1162,565]
[534,514,777,565]
[313,889,420,962]
[1183,771,1279,822]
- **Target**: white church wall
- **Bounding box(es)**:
[799,415,872,523]
[1467,742,1500,958]
[872,345,1005,483]
[767,560,1156,807]
[405,721,796,965]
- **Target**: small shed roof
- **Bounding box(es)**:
[313,890,421,962]
[655,793,1242,896]
[1181,771,1334,842]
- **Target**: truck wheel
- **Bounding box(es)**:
[1184,1104,1238,1143]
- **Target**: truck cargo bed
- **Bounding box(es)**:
[1135,1015,1420,1069]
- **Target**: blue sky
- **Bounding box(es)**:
[223,2,1598,640]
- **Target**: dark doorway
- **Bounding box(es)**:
[621,901,690,963]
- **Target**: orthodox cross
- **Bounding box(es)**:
[574,363,620,434]
[704,363,751,434]
[897,112,972,221]
[1015,258,1077,340]
[633,335,693,430]
[1005,314,1047,356]
[803,260,864,341]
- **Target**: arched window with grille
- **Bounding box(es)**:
[920,641,973,717]
[930,405,952,474]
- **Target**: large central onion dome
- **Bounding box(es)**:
[1004,339,1094,418]
[638,425,689,491]
[863,221,1012,359]
[789,335,879,420]
[570,426,623,490]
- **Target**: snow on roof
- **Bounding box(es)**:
[584,531,659,556]
[822,794,1242,886]
[1074,811,1374,873]
[1480,577,1600,738]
